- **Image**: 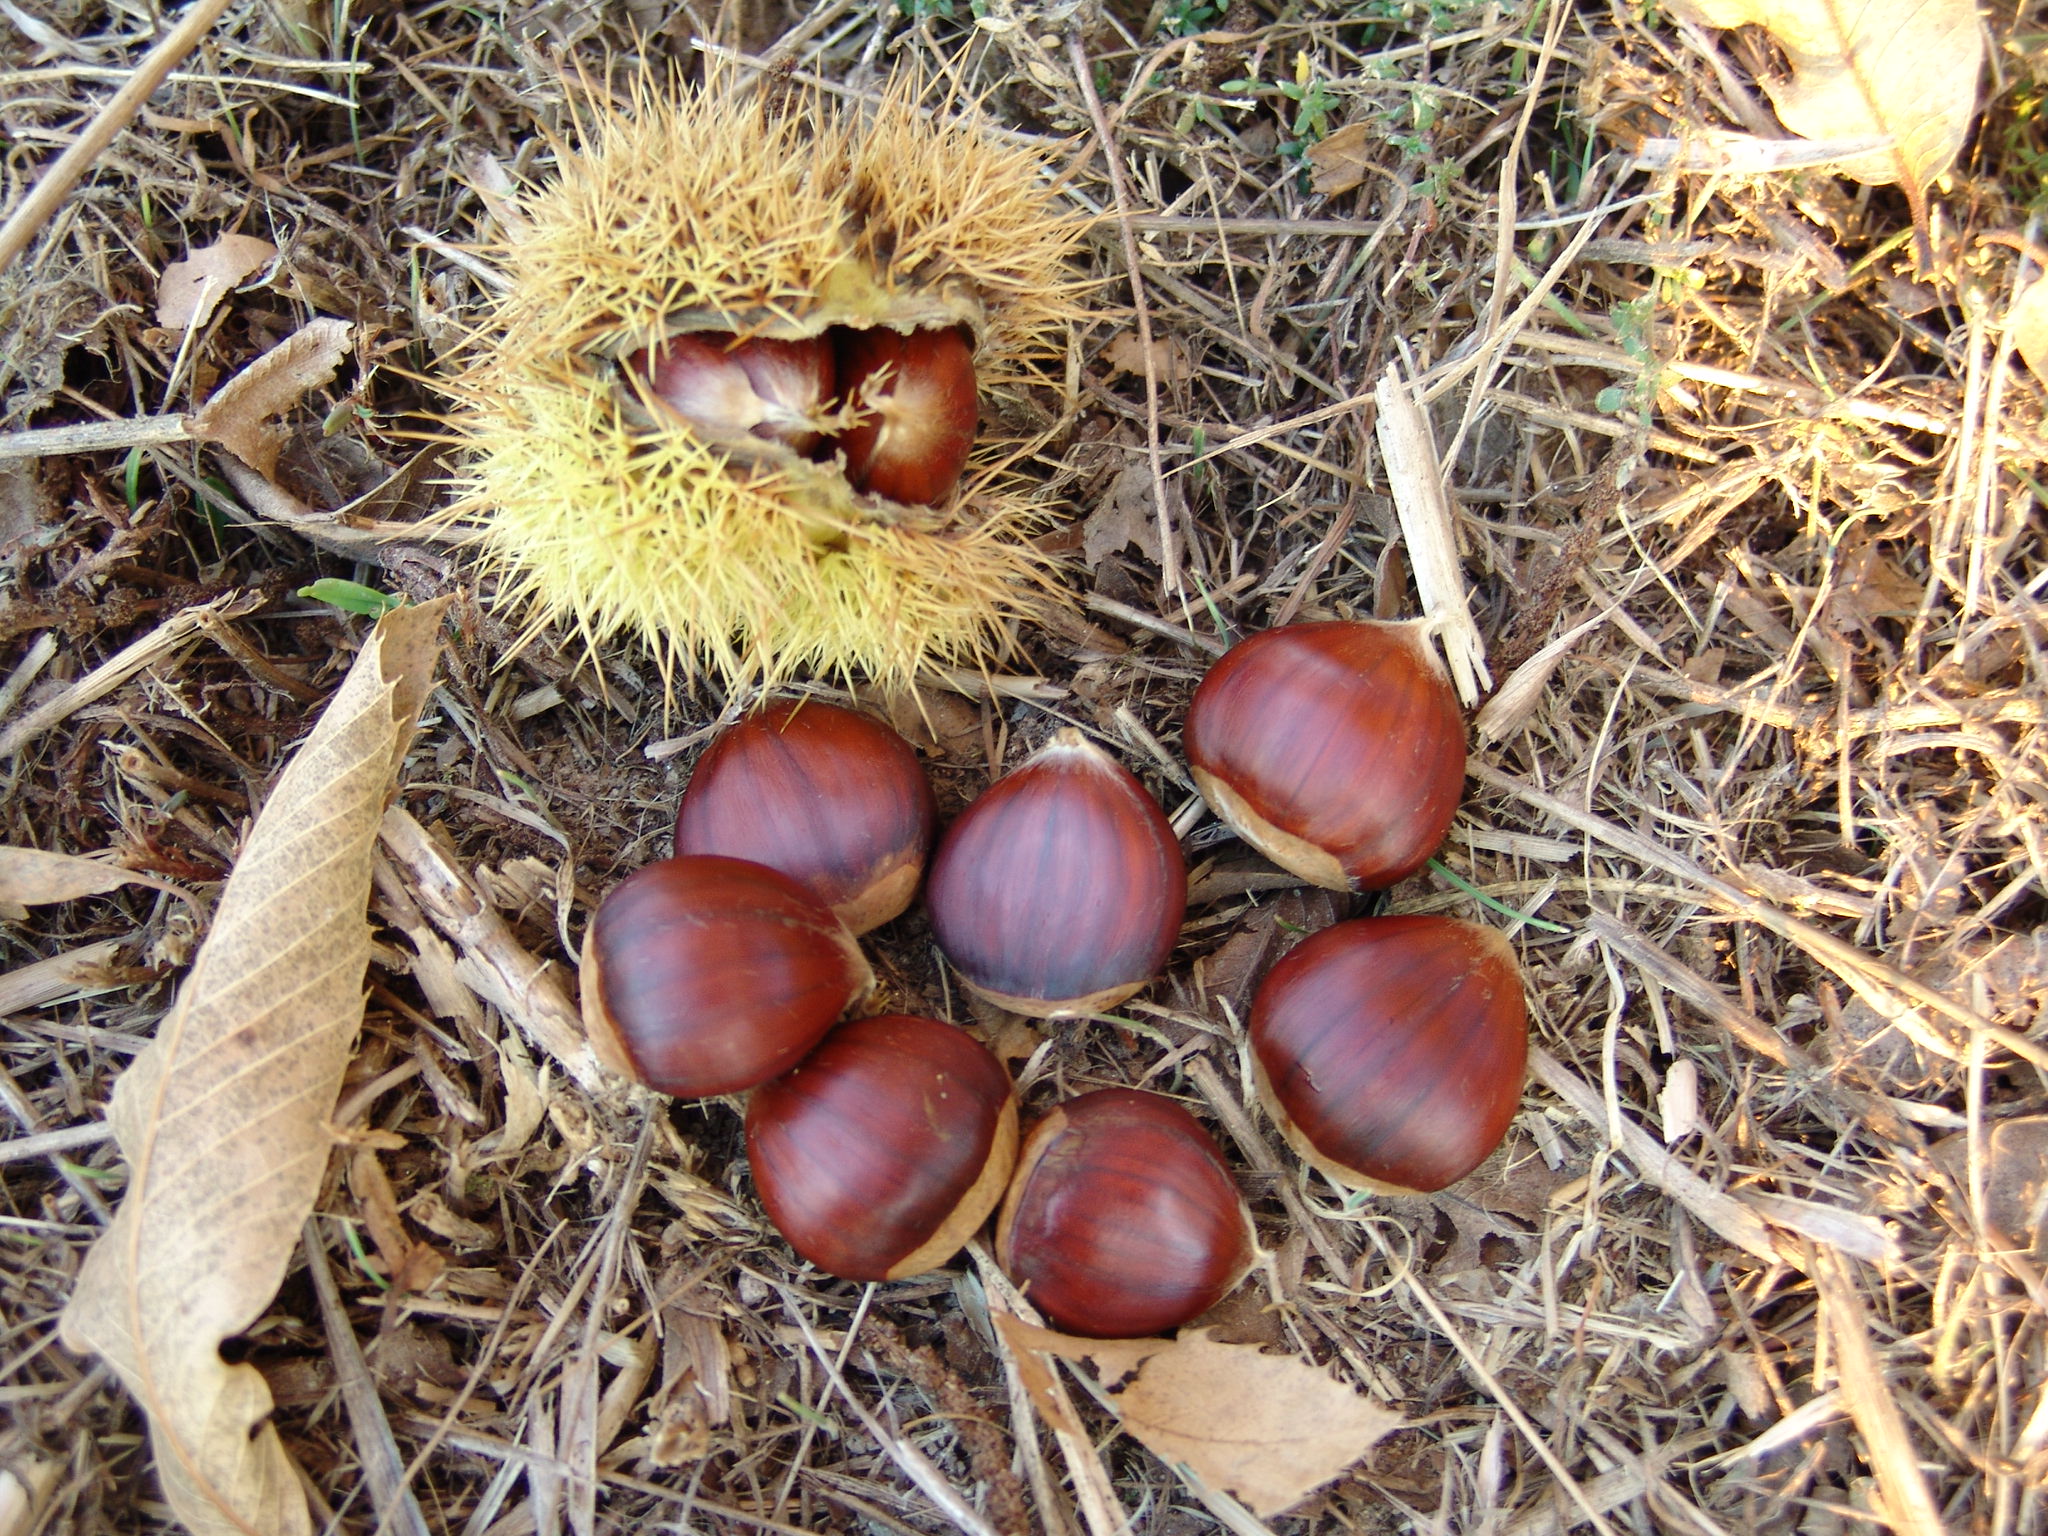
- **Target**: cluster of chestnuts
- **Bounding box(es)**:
[580,619,1529,1337]
[632,327,977,507]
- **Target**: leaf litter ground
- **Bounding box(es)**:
[1,0,2046,1531]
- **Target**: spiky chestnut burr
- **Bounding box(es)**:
[450,77,1087,691]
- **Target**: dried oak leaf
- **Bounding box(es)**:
[187,317,353,478]
[157,234,278,331]
[997,1318,1400,1516]
[1666,0,1981,210]
[60,599,447,1536]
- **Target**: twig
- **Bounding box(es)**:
[1067,32,1177,593]
[1811,1245,1947,1536]
[0,415,189,460]
[1365,1226,1625,1536]
[1469,761,2038,1066]
[1085,594,1225,657]
[561,1122,652,1535]
[974,1252,1132,1536]
[0,0,238,270]
[0,937,142,1016]
[775,1288,1003,1536]
[0,591,260,760]
[375,805,609,1095]
[1374,363,1491,703]
[0,1119,114,1166]
[1529,1048,1783,1266]
[303,1219,432,1536]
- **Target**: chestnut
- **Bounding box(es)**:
[746,1014,1018,1281]
[1182,620,1466,891]
[834,326,978,505]
[580,854,873,1098]
[674,698,935,934]
[1248,914,1526,1194]
[925,730,1185,1018]
[995,1088,1254,1338]
[634,331,834,452]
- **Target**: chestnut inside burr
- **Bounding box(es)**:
[627,323,979,507]
[634,332,835,453]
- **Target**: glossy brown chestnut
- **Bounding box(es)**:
[580,855,873,1098]
[925,730,1185,1018]
[835,326,978,505]
[1183,620,1466,891]
[995,1089,1254,1338]
[747,1014,1019,1281]
[1249,914,1526,1194]
[674,699,935,934]
[633,332,835,452]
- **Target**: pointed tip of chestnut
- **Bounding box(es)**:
[926,730,1186,1019]
[1249,914,1526,1195]
[747,1014,1018,1281]
[580,854,873,1099]
[1184,619,1466,891]
[995,1088,1255,1337]
[674,698,935,934]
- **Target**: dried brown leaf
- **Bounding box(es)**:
[1100,331,1193,385]
[59,599,448,1536]
[1930,1114,2048,1253]
[0,846,192,919]
[157,234,277,330]
[1305,122,1376,195]
[997,1320,1400,1517]
[186,318,353,478]
[1082,462,1164,570]
[1666,0,1981,199]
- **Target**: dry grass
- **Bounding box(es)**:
[3,0,2047,1531]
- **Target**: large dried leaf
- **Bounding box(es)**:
[60,600,447,1536]
[186,318,353,478]
[1667,0,1981,200]
[997,1319,1401,1517]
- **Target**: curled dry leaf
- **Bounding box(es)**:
[186,317,353,478]
[2014,278,2048,391]
[1373,363,1491,705]
[0,846,194,920]
[157,233,278,331]
[60,598,448,1536]
[995,1317,1401,1517]
[1666,0,1981,226]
